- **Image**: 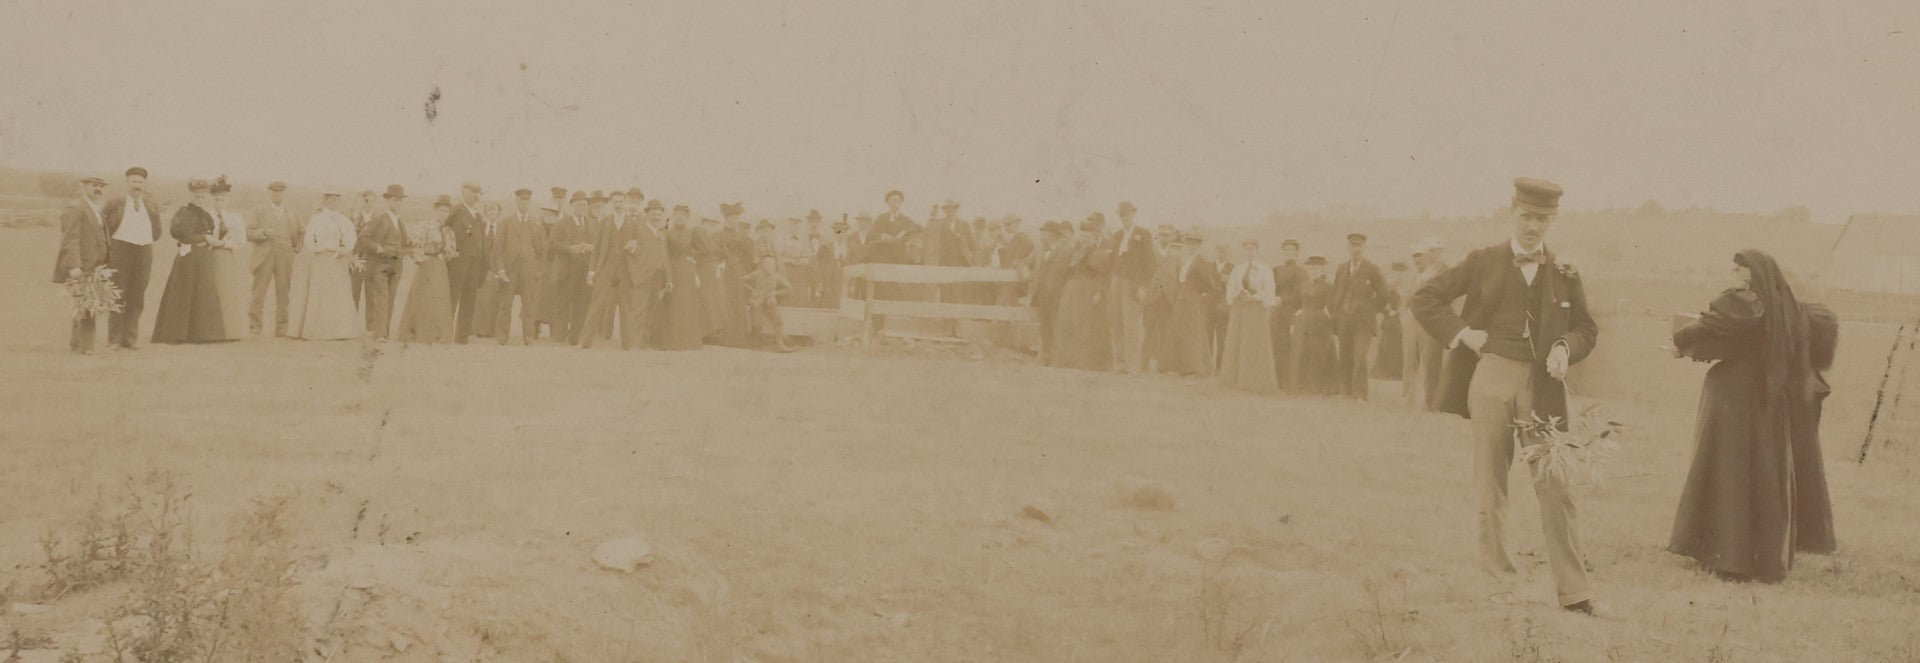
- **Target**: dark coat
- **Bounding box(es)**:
[1411,242,1598,424]
[1103,225,1158,284]
[592,218,671,286]
[1668,289,1838,580]
[358,210,408,274]
[1330,257,1389,334]
[55,199,110,282]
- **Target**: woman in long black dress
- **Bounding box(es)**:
[1669,249,1838,582]
[151,178,238,344]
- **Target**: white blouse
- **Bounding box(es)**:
[304,210,358,255]
[1225,260,1275,307]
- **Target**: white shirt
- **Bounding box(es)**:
[83,196,105,221]
[1512,238,1542,285]
[1179,252,1200,284]
[112,195,154,245]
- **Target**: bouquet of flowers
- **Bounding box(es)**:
[65,266,123,320]
[347,254,368,273]
[1514,404,1627,488]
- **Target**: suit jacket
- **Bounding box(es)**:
[446,204,490,287]
[1104,225,1158,284]
[101,194,161,250]
[246,204,306,271]
[1330,257,1389,331]
[921,215,975,267]
[55,199,110,283]
[358,210,408,274]
[491,211,545,279]
[1411,242,1598,423]
[591,218,671,286]
[1029,241,1077,312]
[1004,232,1036,266]
[868,212,918,264]
[846,230,874,265]
[548,215,599,277]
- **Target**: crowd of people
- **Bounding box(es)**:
[50,170,1843,614]
[49,167,1463,411]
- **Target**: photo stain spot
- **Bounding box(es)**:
[424,86,442,124]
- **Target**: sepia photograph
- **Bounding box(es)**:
[2,1,1918,661]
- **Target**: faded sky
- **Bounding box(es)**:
[2,0,1915,223]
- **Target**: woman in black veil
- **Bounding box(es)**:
[1668,249,1838,582]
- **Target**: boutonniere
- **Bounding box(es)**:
[1555,262,1578,280]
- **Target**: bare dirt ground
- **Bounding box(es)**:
[3,226,1918,662]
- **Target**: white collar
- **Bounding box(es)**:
[1511,238,1543,257]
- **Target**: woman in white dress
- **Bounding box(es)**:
[286,190,362,340]
[1218,239,1279,393]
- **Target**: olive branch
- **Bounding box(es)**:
[1514,404,1627,487]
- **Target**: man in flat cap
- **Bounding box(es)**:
[1330,232,1388,400]
[101,167,161,349]
[1412,177,1600,616]
[55,175,112,353]
[490,188,545,344]
[1103,201,1158,373]
[446,181,489,343]
[245,181,304,337]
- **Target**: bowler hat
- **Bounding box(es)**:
[550,187,568,198]
[383,184,407,199]
[1512,177,1564,215]
[433,195,453,209]
[626,187,644,200]
[514,188,533,198]
[720,202,744,216]
[644,199,664,211]
[589,190,608,203]
[267,181,288,192]
[755,219,774,230]
[569,191,589,203]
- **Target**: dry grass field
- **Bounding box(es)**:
[2,224,1918,662]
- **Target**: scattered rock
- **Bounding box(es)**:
[593,536,655,573]
[1115,479,1176,511]
[1278,514,1292,525]
[1018,504,1054,526]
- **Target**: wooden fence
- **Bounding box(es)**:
[774,263,1035,346]
[0,208,58,227]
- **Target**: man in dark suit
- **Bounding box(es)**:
[491,188,546,345]
[55,176,112,354]
[446,181,489,343]
[1331,233,1388,400]
[581,198,670,350]
[101,167,161,350]
[1103,201,1158,373]
[1028,222,1075,365]
[1412,177,1601,617]
[359,185,410,340]
[349,189,378,308]
[548,192,598,344]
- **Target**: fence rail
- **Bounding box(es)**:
[0,208,58,226]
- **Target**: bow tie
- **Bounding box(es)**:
[1514,250,1546,266]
